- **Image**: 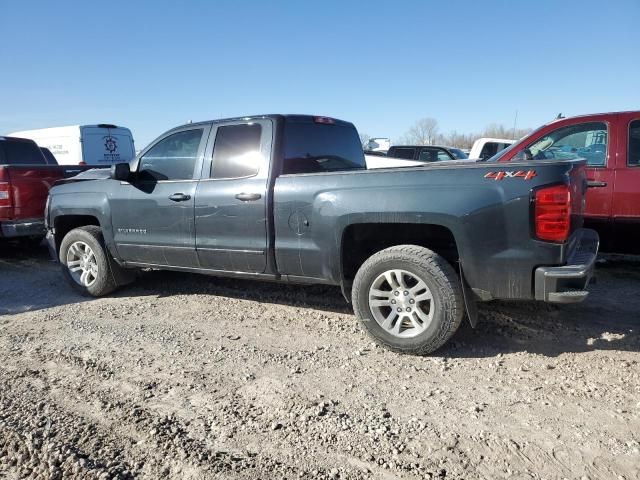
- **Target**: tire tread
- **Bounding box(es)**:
[352,244,464,355]
[59,226,118,297]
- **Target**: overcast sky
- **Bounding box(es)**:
[1,0,638,147]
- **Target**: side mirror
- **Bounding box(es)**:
[111,162,130,181]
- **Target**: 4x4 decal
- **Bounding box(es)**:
[484,170,537,181]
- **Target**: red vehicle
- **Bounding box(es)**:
[493,111,640,253]
[0,136,89,243]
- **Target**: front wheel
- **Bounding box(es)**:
[59,226,118,297]
[352,245,464,355]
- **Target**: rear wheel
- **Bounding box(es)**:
[352,245,464,355]
[59,226,119,297]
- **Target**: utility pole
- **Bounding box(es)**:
[512,110,518,140]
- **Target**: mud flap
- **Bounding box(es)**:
[341,280,352,304]
[459,263,479,328]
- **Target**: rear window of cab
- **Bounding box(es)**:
[0,138,47,165]
[282,119,365,174]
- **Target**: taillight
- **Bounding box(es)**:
[0,183,9,205]
[0,169,10,207]
[535,184,571,242]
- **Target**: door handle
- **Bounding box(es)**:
[168,193,191,202]
[587,180,608,188]
[235,193,261,201]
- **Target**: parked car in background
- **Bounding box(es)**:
[493,111,640,254]
[8,124,135,166]
[46,114,597,354]
[364,137,390,152]
[445,147,468,160]
[0,136,91,243]
[469,138,515,160]
[40,147,58,165]
[387,145,468,162]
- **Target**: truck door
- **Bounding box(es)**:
[612,114,640,252]
[194,120,273,273]
[110,125,210,267]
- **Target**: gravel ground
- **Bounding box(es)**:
[0,242,638,480]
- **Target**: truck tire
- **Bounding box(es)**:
[352,245,464,355]
[59,226,122,297]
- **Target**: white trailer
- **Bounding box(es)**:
[8,124,135,166]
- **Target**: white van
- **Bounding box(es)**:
[8,124,135,166]
[469,137,516,161]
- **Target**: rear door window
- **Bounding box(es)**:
[1,139,47,165]
[390,147,416,160]
[418,148,437,162]
[138,129,204,181]
[211,124,263,179]
[282,120,365,174]
[629,120,640,166]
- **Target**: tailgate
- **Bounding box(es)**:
[2,166,66,220]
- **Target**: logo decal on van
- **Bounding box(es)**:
[104,136,118,153]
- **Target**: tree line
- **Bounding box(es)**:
[360,117,533,150]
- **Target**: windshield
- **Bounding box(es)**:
[448,148,468,159]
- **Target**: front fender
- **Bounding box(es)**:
[49,192,117,258]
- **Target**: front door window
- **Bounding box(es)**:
[514,122,608,166]
[138,128,204,181]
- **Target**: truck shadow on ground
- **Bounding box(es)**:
[134,261,640,358]
[0,241,92,315]
[2,242,638,357]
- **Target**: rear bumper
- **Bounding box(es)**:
[0,218,46,238]
[534,228,599,304]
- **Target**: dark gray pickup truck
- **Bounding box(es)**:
[45,114,598,354]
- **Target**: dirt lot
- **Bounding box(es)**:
[0,242,638,480]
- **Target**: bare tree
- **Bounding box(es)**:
[481,123,532,140]
[393,119,533,149]
[437,124,533,149]
[404,118,439,145]
[359,132,371,147]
